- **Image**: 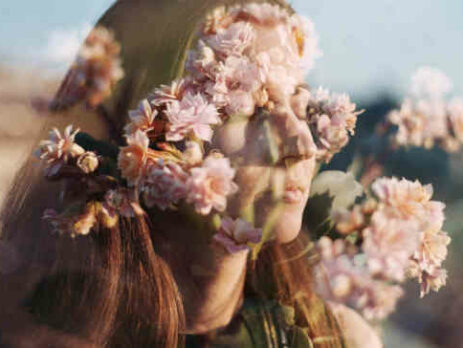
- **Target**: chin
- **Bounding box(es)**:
[272,207,304,243]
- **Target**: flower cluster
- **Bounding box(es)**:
[315,177,450,321]
[51,26,124,110]
[305,87,363,162]
[35,125,98,177]
[388,67,463,152]
[187,3,322,116]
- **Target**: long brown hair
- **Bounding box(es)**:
[0,163,343,347]
[0,0,344,346]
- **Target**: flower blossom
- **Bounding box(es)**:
[51,26,124,110]
[207,22,255,57]
[213,217,262,253]
[118,130,151,185]
[165,92,220,142]
[186,3,321,117]
[371,177,445,226]
[36,125,85,164]
[186,154,238,215]
[140,160,189,210]
[124,99,159,134]
[388,67,463,152]
[314,237,404,321]
[410,66,452,100]
[306,88,362,162]
[362,211,419,282]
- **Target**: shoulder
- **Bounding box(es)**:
[328,302,383,348]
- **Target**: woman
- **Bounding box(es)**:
[0,0,381,347]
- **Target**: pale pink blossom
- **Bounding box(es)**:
[448,97,463,141]
[306,88,361,162]
[414,226,450,272]
[152,78,191,107]
[203,6,236,35]
[419,268,448,298]
[289,14,322,72]
[141,160,188,210]
[165,92,220,142]
[315,237,404,321]
[362,211,419,282]
[186,155,238,215]
[125,99,158,134]
[207,22,255,57]
[118,130,150,185]
[410,66,452,100]
[52,26,124,109]
[359,282,404,321]
[213,217,262,253]
[35,125,85,165]
[371,177,445,226]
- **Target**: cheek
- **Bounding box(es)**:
[272,191,309,243]
[212,118,248,156]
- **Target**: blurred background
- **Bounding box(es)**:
[1,0,462,346]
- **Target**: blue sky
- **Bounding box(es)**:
[1,0,462,101]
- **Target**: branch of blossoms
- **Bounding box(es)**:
[314,177,451,321]
[50,26,124,111]
[387,67,463,152]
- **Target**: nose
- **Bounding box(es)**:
[272,103,316,160]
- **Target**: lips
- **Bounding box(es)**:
[283,185,304,204]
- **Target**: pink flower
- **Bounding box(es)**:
[124,99,159,134]
[306,88,361,163]
[140,160,188,210]
[165,92,220,142]
[362,211,419,282]
[36,125,85,163]
[186,155,238,215]
[290,14,322,72]
[118,130,150,185]
[419,268,448,298]
[448,97,463,141]
[207,22,255,57]
[372,177,445,225]
[152,78,191,107]
[410,66,452,100]
[315,237,405,321]
[52,26,124,109]
[213,217,262,253]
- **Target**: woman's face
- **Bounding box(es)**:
[213,90,317,243]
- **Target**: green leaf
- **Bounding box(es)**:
[304,171,363,239]
[310,171,364,211]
